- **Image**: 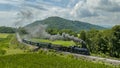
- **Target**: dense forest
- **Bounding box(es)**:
[46,25,120,58]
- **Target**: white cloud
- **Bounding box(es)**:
[69,0,120,26]
[0,11,17,26]
[0,0,120,27]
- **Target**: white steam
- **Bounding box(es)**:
[25,24,86,44]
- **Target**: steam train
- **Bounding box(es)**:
[22,39,90,55]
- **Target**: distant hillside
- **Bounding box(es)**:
[0,26,16,33]
[26,16,105,32]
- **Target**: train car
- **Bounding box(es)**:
[36,42,52,48]
[73,47,90,55]
[65,46,90,55]
[22,39,90,55]
[50,44,62,51]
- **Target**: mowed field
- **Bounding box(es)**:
[32,39,76,47]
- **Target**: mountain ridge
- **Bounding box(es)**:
[25,16,105,32]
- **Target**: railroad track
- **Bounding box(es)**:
[16,33,120,66]
[63,52,120,66]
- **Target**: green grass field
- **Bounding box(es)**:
[32,39,76,46]
[0,51,118,68]
[0,33,26,55]
[0,34,12,49]
[0,33,10,38]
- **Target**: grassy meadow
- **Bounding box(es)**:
[0,33,10,38]
[0,33,12,50]
[32,39,76,47]
[0,33,26,55]
[0,50,118,68]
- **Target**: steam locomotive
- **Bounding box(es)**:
[22,39,90,55]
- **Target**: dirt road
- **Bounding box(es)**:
[63,52,120,66]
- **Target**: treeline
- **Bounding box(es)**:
[0,26,16,33]
[46,25,120,58]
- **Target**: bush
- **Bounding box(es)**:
[0,49,6,55]
[38,49,47,54]
[65,54,74,59]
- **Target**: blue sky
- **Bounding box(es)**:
[0,0,120,27]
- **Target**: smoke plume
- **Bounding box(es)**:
[14,0,86,45]
[25,24,50,39]
[25,24,85,44]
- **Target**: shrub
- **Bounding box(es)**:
[0,49,6,55]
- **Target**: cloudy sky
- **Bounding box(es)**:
[0,0,120,27]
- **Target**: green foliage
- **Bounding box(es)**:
[79,30,86,41]
[18,27,28,35]
[46,28,58,35]
[81,25,120,58]
[46,29,77,37]
[0,26,15,33]
[85,29,100,53]
[0,49,6,55]
[112,25,120,39]
[110,25,120,58]
[26,16,105,32]
[59,29,76,35]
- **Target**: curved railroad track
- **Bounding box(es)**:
[16,33,120,66]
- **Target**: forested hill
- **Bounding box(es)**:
[26,16,105,32]
[0,26,15,33]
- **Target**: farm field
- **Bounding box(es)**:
[32,39,76,47]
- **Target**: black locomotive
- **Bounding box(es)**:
[22,39,90,55]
